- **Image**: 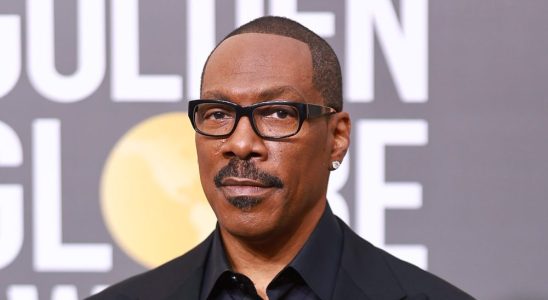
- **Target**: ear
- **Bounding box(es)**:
[329,112,351,164]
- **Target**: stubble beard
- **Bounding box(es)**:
[227,196,262,211]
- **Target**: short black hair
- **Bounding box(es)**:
[201,16,343,111]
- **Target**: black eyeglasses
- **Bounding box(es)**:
[188,99,337,139]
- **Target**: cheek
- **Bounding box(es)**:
[196,139,224,179]
[196,137,223,158]
[270,138,328,180]
[294,134,330,177]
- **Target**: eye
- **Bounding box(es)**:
[208,110,229,120]
[199,105,234,121]
[259,105,298,120]
[272,109,289,119]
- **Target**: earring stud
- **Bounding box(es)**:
[331,161,341,170]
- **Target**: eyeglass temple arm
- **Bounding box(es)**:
[307,104,336,118]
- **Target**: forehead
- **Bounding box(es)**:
[202,33,317,103]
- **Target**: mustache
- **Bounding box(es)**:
[214,158,284,189]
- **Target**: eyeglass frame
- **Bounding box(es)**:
[188,99,337,139]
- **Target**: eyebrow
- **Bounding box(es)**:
[257,85,304,100]
[202,85,305,102]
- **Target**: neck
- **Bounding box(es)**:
[220,201,326,295]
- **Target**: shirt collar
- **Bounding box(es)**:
[200,224,231,300]
[288,204,343,300]
[200,204,343,300]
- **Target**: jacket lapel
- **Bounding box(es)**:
[163,234,213,300]
[333,220,406,300]
[164,266,204,300]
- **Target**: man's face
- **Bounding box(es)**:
[197,33,345,242]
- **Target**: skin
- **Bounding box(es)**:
[197,33,350,298]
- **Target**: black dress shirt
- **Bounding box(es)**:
[200,205,343,300]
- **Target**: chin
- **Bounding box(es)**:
[219,209,280,240]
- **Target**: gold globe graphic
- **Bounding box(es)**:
[100,112,216,268]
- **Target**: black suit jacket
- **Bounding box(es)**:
[87,219,474,300]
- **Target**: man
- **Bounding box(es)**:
[89,16,473,300]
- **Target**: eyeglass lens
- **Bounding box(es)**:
[194,103,301,138]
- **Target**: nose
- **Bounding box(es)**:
[221,116,268,160]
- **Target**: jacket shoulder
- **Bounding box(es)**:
[86,235,212,300]
[339,220,475,299]
[380,247,475,299]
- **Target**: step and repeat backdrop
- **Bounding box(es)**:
[1,0,547,299]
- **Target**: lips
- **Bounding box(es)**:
[221,177,269,187]
[219,177,274,198]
